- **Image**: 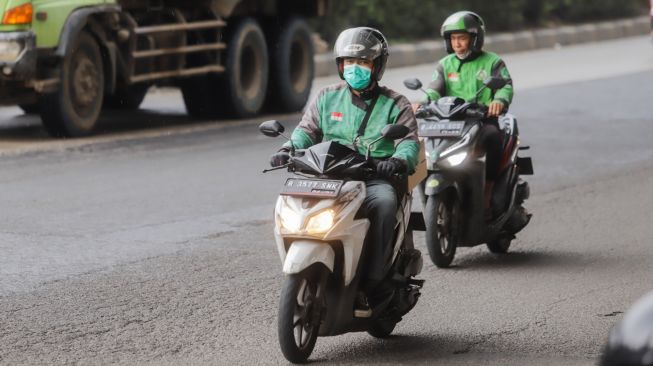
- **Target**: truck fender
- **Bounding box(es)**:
[282,240,335,275]
[56,5,121,57]
[55,5,121,94]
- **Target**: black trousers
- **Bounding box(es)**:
[359,179,398,285]
[478,121,503,181]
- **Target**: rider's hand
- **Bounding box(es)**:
[488,101,505,117]
[270,148,291,167]
[377,157,406,178]
[411,103,421,113]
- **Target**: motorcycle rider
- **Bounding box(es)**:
[269,27,419,313]
[415,11,514,218]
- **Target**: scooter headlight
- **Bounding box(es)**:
[306,209,335,235]
[279,206,302,232]
[442,151,467,167]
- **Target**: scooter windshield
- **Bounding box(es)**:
[292,141,366,177]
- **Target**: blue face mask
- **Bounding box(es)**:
[343,64,372,90]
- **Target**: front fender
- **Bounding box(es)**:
[282,240,335,275]
[55,5,121,57]
[424,172,452,196]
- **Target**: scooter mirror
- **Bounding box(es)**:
[259,120,285,137]
[483,76,508,90]
[403,78,423,91]
[381,124,410,140]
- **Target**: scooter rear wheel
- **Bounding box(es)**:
[278,264,327,363]
[487,237,512,254]
[367,318,397,338]
[425,195,459,268]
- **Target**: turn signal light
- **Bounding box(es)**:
[3,3,33,25]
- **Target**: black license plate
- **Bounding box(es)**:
[281,178,343,198]
[418,121,464,137]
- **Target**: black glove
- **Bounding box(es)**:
[415,105,428,118]
[377,157,406,178]
[270,147,291,167]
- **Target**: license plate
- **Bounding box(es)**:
[418,121,464,137]
[281,178,343,198]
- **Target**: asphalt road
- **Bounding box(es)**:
[1,36,653,365]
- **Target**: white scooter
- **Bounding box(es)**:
[260,120,424,363]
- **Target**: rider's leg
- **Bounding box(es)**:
[479,123,502,216]
[360,179,398,297]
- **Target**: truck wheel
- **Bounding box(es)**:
[220,18,269,117]
[266,17,314,112]
[181,76,218,119]
[181,18,268,119]
[104,84,149,110]
[39,31,104,137]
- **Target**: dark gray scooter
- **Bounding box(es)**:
[405,77,533,268]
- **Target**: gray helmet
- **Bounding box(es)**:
[441,11,486,55]
[333,27,389,81]
[601,291,653,366]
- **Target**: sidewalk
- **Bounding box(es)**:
[314,16,651,77]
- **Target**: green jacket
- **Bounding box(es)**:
[285,82,419,173]
[426,51,514,108]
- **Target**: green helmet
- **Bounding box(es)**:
[440,11,486,55]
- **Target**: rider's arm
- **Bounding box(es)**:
[425,62,446,102]
[391,96,420,174]
[283,90,325,150]
[491,58,514,109]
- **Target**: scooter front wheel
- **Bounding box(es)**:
[278,264,327,363]
[425,195,459,268]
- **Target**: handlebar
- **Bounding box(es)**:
[465,106,487,118]
[416,101,488,119]
[264,155,404,181]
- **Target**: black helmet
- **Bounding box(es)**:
[333,27,389,82]
[441,11,486,55]
[600,291,653,366]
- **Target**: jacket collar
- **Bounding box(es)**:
[349,83,380,110]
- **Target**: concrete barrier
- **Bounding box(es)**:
[314,16,651,77]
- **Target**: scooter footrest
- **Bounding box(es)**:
[391,273,409,284]
[408,278,425,287]
[517,157,534,175]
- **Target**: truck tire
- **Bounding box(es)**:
[181,76,218,119]
[266,17,314,112]
[104,84,149,110]
[181,18,268,119]
[219,18,269,117]
[39,31,104,137]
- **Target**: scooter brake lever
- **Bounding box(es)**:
[262,163,292,173]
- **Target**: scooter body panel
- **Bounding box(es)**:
[418,108,532,248]
[282,240,336,275]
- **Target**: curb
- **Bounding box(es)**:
[314,16,651,77]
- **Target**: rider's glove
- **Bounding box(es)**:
[415,105,428,118]
[377,157,406,178]
[270,147,291,167]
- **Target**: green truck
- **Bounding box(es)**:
[0,0,326,137]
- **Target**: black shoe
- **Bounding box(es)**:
[354,291,372,318]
